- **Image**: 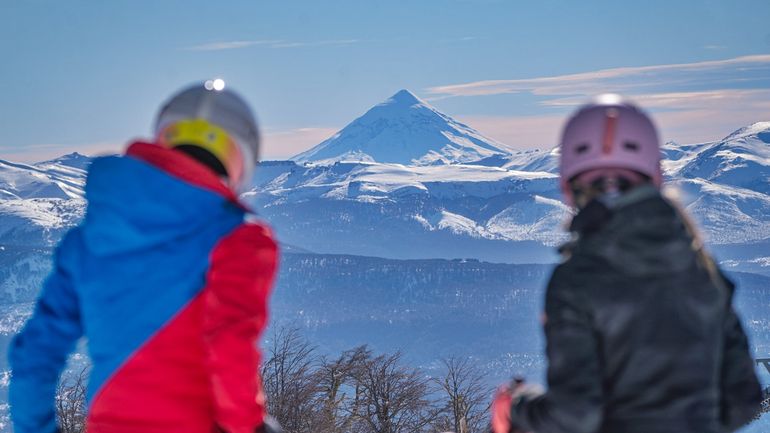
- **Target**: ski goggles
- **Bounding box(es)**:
[157,118,245,189]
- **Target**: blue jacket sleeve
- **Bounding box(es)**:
[9,234,83,433]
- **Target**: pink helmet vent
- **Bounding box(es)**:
[602,108,619,155]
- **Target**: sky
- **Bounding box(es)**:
[1,0,769,162]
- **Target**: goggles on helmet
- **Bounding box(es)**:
[156,118,245,190]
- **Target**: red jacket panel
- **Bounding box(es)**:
[87,223,278,433]
[204,224,278,433]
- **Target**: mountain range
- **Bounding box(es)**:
[2,91,769,270]
[253,93,770,270]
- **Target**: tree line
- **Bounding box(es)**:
[55,326,492,433]
[53,326,770,432]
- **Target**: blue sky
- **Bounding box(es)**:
[1,0,769,161]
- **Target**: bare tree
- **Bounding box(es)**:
[56,367,88,433]
[433,357,491,433]
[261,327,320,433]
[258,327,490,433]
[314,345,371,433]
[352,351,440,433]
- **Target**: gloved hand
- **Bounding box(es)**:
[257,416,283,433]
[214,416,283,433]
[490,377,544,433]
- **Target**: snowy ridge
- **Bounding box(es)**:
[0,158,85,200]
[37,152,93,171]
[671,177,770,244]
[1,120,769,259]
[253,161,556,200]
[254,122,770,260]
[666,121,770,194]
[248,160,567,256]
[0,156,87,247]
[292,90,512,165]
[475,147,560,173]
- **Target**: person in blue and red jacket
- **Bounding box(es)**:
[9,80,282,433]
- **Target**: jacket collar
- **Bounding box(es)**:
[125,141,250,211]
[569,184,661,235]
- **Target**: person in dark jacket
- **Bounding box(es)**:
[10,81,282,433]
[491,95,762,433]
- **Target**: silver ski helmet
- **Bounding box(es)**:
[154,79,260,192]
[559,94,662,205]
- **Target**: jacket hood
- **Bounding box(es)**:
[81,152,244,256]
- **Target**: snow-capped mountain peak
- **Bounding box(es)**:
[672,121,770,193]
[38,152,92,171]
[385,88,423,107]
[723,121,770,143]
[291,89,512,166]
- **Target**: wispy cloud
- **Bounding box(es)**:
[186,40,281,51]
[427,54,770,147]
[186,39,358,51]
[541,88,770,110]
[439,36,478,43]
[271,39,358,49]
[426,54,770,98]
[457,88,770,148]
[460,101,770,149]
[456,114,564,149]
[652,107,770,145]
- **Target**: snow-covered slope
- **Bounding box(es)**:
[0,157,87,247]
[291,89,512,165]
[254,161,556,200]
[672,122,770,194]
[0,158,85,200]
[247,160,564,262]
[1,122,769,259]
[256,122,770,263]
[475,147,560,173]
[671,178,770,244]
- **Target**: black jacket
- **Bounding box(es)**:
[512,187,762,433]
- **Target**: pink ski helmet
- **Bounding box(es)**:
[559,94,662,205]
